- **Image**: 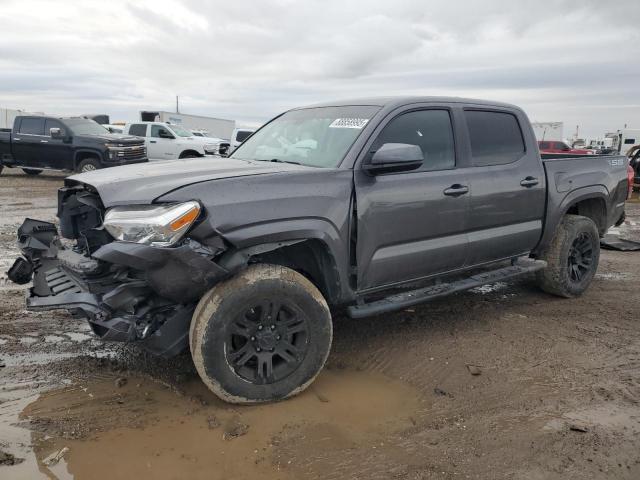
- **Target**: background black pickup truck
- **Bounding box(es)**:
[0,115,147,175]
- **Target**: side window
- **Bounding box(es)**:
[128,124,148,137]
[236,130,252,143]
[539,141,549,149]
[372,109,455,172]
[151,125,173,138]
[465,110,525,166]
[44,119,65,136]
[624,138,636,145]
[18,118,45,135]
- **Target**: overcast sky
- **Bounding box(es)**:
[1,0,638,138]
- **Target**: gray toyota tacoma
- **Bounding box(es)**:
[8,97,630,403]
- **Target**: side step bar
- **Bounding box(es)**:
[347,258,547,319]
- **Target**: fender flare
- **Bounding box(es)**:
[218,218,351,303]
[535,185,609,255]
[74,149,104,167]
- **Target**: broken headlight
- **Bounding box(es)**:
[103,201,201,247]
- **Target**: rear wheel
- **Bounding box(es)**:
[76,157,101,173]
[190,264,332,404]
[22,168,41,175]
[536,214,600,298]
[179,151,199,159]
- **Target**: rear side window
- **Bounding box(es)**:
[465,110,525,166]
[372,109,455,172]
[236,130,252,142]
[19,118,45,135]
[128,124,147,137]
[44,119,66,136]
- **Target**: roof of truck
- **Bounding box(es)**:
[296,96,521,111]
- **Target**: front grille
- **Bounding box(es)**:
[109,144,146,160]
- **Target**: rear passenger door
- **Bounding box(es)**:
[13,117,46,167]
[354,107,470,290]
[462,108,546,266]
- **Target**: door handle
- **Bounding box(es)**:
[14,138,20,141]
[443,184,469,196]
[150,140,157,143]
[520,176,539,187]
[40,140,48,143]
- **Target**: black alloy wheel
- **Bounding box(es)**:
[567,232,594,283]
[226,300,309,384]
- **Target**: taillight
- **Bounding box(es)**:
[627,164,634,199]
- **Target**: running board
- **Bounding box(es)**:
[347,258,547,319]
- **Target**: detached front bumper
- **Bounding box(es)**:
[7,218,230,357]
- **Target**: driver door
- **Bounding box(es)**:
[149,125,176,160]
[354,108,470,291]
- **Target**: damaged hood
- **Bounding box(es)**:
[67,157,308,206]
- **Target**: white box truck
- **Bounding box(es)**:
[531,122,564,141]
[140,111,235,140]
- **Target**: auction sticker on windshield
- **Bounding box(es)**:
[329,118,370,129]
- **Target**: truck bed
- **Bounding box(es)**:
[539,154,628,250]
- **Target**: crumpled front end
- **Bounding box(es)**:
[7,185,232,357]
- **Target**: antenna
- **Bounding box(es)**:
[176,96,179,114]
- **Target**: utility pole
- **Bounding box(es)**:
[176,96,179,114]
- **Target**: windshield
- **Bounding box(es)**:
[231,106,380,168]
[64,118,110,136]
[167,125,193,137]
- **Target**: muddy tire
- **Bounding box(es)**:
[536,214,600,298]
[190,264,332,404]
[22,168,41,175]
[76,157,101,173]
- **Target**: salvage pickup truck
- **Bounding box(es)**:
[0,115,147,175]
[8,97,630,403]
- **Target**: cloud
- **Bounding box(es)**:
[0,0,638,136]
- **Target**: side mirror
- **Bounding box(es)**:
[363,143,424,174]
[159,130,174,139]
[50,127,63,138]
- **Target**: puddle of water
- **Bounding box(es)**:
[16,369,420,480]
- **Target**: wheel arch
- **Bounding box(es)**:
[179,149,203,158]
[535,186,609,256]
[74,149,103,168]
[215,219,350,306]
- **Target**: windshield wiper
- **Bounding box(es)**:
[262,158,301,165]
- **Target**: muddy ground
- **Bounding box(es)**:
[1,167,640,480]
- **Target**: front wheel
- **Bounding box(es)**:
[76,157,101,173]
[536,214,600,298]
[190,264,332,404]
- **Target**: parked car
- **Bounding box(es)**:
[189,130,231,155]
[123,122,220,160]
[8,97,630,404]
[0,115,147,174]
[538,140,595,155]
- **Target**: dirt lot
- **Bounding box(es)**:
[1,168,640,479]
